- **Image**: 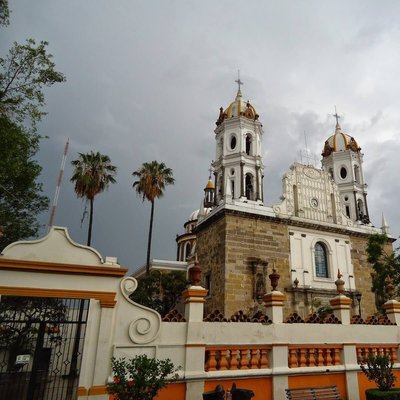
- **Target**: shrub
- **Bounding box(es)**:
[365,388,400,400]
[360,353,396,391]
[107,355,179,400]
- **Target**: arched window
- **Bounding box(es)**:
[357,199,364,217]
[185,242,192,260]
[245,135,252,155]
[245,173,254,200]
[230,135,237,150]
[315,242,329,278]
[179,244,184,261]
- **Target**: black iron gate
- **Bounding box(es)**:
[0,296,89,400]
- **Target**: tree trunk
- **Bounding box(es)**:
[87,198,94,246]
[146,200,155,275]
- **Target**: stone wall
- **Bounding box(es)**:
[197,210,291,317]
[350,235,376,317]
[196,215,226,314]
[197,208,383,320]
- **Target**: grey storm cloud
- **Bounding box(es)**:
[2,0,400,272]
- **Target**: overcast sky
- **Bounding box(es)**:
[3,1,400,272]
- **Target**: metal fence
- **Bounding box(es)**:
[0,296,89,400]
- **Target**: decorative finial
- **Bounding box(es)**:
[335,269,345,294]
[269,268,280,291]
[189,263,202,286]
[235,69,243,98]
[333,106,341,130]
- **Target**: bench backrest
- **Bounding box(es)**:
[285,385,341,400]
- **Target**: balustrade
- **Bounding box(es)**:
[205,345,271,371]
[356,344,399,364]
[288,345,342,368]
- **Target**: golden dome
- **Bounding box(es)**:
[205,178,214,189]
[216,90,259,126]
[322,123,361,157]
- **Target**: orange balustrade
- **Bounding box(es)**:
[205,345,271,371]
[288,345,342,368]
[356,344,399,364]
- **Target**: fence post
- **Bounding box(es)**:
[384,300,400,325]
[183,285,208,400]
[329,295,352,325]
[263,290,285,323]
[263,289,287,400]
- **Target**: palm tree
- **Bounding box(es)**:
[71,151,117,246]
[133,161,175,275]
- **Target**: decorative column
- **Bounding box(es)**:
[329,270,352,325]
[240,162,244,197]
[183,275,208,400]
[256,165,260,201]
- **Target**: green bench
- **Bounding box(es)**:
[285,385,341,400]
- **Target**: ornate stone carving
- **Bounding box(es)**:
[303,166,321,179]
[120,277,161,344]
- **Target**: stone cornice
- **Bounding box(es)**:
[196,206,395,242]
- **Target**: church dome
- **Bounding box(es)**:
[216,90,259,126]
[322,123,361,157]
[205,178,214,189]
[188,207,211,222]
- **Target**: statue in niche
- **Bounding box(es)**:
[256,272,265,302]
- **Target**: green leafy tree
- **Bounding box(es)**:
[366,233,400,311]
[360,353,396,391]
[0,0,10,26]
[0,117,48,249]
[71,151,117,246]
[0,39,65,131]
[132,161,175,275]
[130,270,187,316]
[0,12,65,246]
[107,355,179,400]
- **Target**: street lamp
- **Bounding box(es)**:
[355,292,362,317]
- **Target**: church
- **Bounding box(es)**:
[176,78,392,319]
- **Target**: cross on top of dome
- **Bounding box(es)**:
[235,70,243,99]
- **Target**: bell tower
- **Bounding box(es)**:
[321,113,370,224]
[213,76,264,205]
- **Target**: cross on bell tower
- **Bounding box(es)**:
[235,70,243,98]
[333,106,341,129]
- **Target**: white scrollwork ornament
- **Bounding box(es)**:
[120,277,161,344]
